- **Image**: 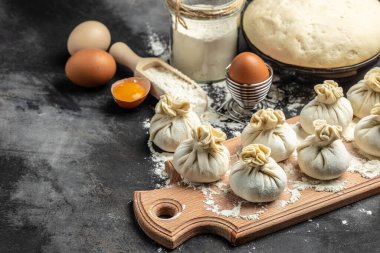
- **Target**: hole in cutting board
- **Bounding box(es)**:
[151,199,183,220]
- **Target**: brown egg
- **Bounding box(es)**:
[65,48,116,88]
[229,52,269,84]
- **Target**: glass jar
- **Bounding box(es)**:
[166,0,245,83]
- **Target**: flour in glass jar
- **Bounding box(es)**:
[171,15,240,82]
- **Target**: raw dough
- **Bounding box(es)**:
[354,103,380,157]
[229,144,287,202]
[241,108,297,162]
[173,125,230,183]
[348,67,380,118]
[149,94,201,152]
[243,0,380,68]
[297,120,350,180]
[300,80,353,134]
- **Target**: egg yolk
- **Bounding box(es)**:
[113,82,146,102]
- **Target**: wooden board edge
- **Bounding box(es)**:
[234,179,380,245]
[134,179,380,249]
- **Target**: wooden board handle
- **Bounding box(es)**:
[133,190,238,249]
[109,42,141,71]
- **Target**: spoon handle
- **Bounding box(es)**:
[109,42,141,71]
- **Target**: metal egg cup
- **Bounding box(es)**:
[217,64,273,123]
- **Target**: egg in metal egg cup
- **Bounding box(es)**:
[218,64,273,123]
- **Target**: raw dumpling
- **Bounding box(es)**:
[300,80,353,134]
[297,120,350,180]
[241,108,297,162]
[347,67,380,118]
[229,144,287,202]
[354,103,380,157]
[150,94,201,152]
[173,125,230,183]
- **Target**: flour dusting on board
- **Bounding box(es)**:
[292,177,347,192]
[348,155,380,179]
[188,181,267,220]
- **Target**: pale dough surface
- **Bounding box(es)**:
[243,0,380,68]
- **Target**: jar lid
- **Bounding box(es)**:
[166,0,245,29]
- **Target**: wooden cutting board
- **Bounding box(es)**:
[133,116,380,249]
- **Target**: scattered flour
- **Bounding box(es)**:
[198,183,266,220]
[146,24,169,61]
[198,81,246,135]
[142,118,171,187]
[278,188,302,208]
[292,177,347,192]
[348,156,380,179]
[280,161,297,176]
[358,208,372,215]
[142,118,150,130]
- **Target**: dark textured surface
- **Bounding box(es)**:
[0,0,379,252]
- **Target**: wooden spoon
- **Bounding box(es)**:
[109,42,208,115]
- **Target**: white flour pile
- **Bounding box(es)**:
[144,66,207,115]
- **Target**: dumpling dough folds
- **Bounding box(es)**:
[354,103,380,157]
[173,125,230,183]
[348,67,380,118]
[297,120,350,180]
[300,80,353,134]
[150,94,201,152]
[229,144,287,202]
[241,108,297,162]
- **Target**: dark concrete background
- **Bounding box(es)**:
[0,0,379,252]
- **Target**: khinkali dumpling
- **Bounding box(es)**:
[297,120,350,180]
[150,94,201,152]
[300,80,353,134]
[354,103,380,157]
[173,125,230,183]
[241,108,297,162]
[347,67,380,118]
[229,144,287,202]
